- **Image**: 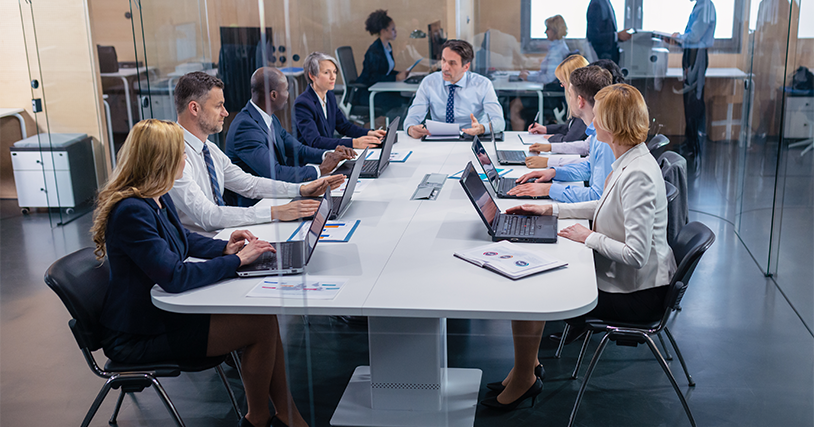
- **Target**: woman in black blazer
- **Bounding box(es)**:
[356,9,410,112]
[92,120,308,427]
[294,52,384,149]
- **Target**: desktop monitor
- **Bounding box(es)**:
[473,30,492,77]
[218,27,273,125]
[428,21,446,61]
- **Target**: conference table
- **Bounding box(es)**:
[152,132,598,427]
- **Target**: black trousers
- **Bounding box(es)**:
[682,48,708,157]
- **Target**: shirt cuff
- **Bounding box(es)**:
[309,164,322,178]
[292,183,305,197]
[584,230,602,249]
[548,183,566,202]
[551,203,559,216]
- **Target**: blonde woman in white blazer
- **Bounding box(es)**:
[482,84,677,411]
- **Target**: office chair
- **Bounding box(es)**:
[566,221,715,427]
[44,248,243,427]
[648,134,670,159]
[335,46,372,125]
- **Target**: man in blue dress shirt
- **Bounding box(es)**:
[507,66,614,203]
[404,39,505,139]
[672,0,716,166]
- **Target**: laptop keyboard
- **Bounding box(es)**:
[256,246,295,270]
[498,150,526,162]
[361,160,378,174]
[502,215,537,236]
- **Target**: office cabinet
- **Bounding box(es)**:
[783,97,814,138]
[10,133,97,211]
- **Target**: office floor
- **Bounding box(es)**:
[1,139,812,427]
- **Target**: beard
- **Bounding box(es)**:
[198,115,223,136]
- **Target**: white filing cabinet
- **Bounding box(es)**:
[783,97,814,138]
[10,133,97,211]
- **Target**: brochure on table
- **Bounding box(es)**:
[365,150,412,163]
[454,240,567,280]
[517,134,551,145]
[246,276,348,300]
[288,220,361,242]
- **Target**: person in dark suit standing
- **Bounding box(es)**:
[294,52,385,150]
[586,0,631,64]
[356,9,410,113]
[225,67,354,200]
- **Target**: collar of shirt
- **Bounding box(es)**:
[444,71,470,90]
[179,123,207,154]
[611,140,648,172]
[585,122,596,136]
[249,100,273,129]
[310,85,329,118]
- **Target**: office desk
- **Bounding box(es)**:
[0,108,27,140]
[101,67,156,130]
[153,132,597,426]
[368,77,546,128]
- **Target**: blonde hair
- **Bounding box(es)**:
[545,15,568,40]
[91,119,186,260]
[593,84,649,147]
[555,54,589,118]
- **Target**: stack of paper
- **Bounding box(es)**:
[454,241,567,280]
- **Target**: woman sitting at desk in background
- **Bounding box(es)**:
[355,9,411,116]
[92,119,309,427]
[482,84,675,411]
[525,57,626,168]
[510,14,572,130]
[294,52,385,150]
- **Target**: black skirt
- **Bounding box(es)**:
[101,312,211,364]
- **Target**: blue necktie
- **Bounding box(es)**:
[201,144,225,206]
[446,84,457,123]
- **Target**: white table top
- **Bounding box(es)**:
[665,67,748,79]
[100,66,156,78]
[152,132,598,320]
[0,108,25,118]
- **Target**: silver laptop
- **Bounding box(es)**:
[236,191,332,277]
[329,147,368,219]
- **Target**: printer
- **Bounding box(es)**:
[618,31,670,85]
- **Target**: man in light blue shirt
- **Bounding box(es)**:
[508,66,614,203]
[405,39,505,138]
[672,0,716,166]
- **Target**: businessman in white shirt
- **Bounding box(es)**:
[169,71,343,232]
[403,39,505,138]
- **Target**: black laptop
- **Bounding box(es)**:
[335,117,399,179]
[459,162,557,243]
[491,119,527,165]
[471,136,541,199]
[236,192,332,277]
[327,147,368,219]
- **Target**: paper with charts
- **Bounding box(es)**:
[246,276,348,300]
[364,150,412,163]
[454,241,567,280]
[288,220,361,243]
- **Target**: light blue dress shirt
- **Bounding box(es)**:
[679,0,716,49]
[403,71,505,133]
[384,42,395,74]
[528,39,570,85]
[548,123,615,203]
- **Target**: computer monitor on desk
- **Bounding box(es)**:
[428,21,446,61]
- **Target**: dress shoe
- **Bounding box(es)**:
[548,325,588,345]
[486,364,545,392]
[270,415,289,427]
[480,378,543,411]
[239,417,272,427]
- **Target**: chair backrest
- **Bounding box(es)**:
[648,134,670,158]
[335,46,358,115]
[44,247,110,352]
[665,222,715,311]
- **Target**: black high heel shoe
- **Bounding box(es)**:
[480,378,543,411]
[486,364,545,392]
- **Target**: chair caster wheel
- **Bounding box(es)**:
[21,207,30,215]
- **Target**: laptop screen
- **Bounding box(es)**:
[461,162,499,231]
[378,116,400,172]
[338,147,368,211]
[305,192,332,263]
[471,137,500,188]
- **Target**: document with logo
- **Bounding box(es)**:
[454,241,567,280]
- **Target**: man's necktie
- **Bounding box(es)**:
[446,84,457,123]
[201,144,225,206]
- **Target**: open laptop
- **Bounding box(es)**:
[471,136,541,199]
[328,147,368,219]
[335,116,399,179]
[491,118,527,165]
[459,161,557,243]
[237,191,332,277]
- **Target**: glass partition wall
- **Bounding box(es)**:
[84,0,812,424]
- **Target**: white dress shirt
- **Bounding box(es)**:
[169,125,303,232]
[556,142,676,293]
[403,71,505,133]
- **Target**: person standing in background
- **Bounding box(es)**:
[586,0,631,64]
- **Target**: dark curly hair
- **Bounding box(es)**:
[365,10,393,35]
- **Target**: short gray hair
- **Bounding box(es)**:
[303,52,338,83]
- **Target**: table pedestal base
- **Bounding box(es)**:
[330,366,482,427]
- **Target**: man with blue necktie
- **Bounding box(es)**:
[404,39,505,139]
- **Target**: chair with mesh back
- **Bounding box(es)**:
[566,221,715,427]
[44,247,242,427]
[335,46,383,125]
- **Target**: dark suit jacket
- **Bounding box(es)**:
[587,0,620,63]
[357,39,398,87]
[294,85,369,150]
[100,195,239,335]
[547,117,588,143]
[226,101,326,184]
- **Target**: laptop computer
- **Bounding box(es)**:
[335,116,399,179]
[328,147,368,219]
[491,119,527,165]
[471,136,542,199]
[459,161,557,243]
[236,191,332,277]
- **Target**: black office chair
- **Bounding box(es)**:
[648,134,670,159]
[565,222,715,427]
[335,46,377,126]
[44,248,242,427]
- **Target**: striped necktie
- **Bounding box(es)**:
[201,143,225,206]
[446,84,457,123]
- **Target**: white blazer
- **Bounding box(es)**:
[557,142,676,294]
